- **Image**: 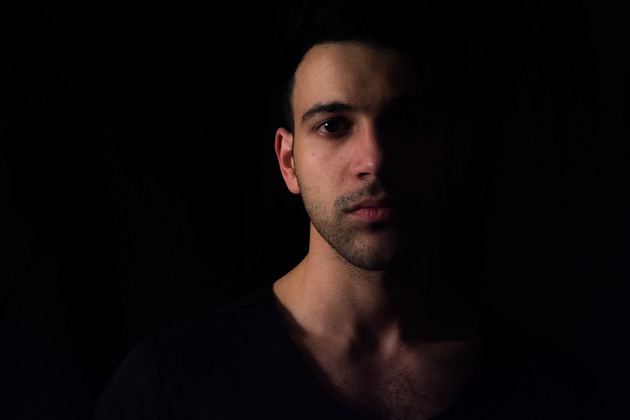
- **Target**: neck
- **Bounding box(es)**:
[273,225,480,349]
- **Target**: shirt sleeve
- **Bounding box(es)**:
[92,336,170,420]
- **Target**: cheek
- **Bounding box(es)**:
[391,144,455,198]
[294,142,354,203]
[405,143,453,173]
[298,148,345,183]
[296,167,340,208]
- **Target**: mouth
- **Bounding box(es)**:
[346,199,400,223]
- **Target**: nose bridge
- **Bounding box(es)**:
[350,119,384,178]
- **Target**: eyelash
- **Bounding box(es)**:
[315,117,352,137]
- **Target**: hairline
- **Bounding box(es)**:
[283,40,416,133]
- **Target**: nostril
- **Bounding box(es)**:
[356,172,380,184]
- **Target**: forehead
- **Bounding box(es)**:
[292,42,419,118]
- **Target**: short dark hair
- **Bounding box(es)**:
[278,1,472,131]
[274,1,503,293]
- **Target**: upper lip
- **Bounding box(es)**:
[347,198,399,212]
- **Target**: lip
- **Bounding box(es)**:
[346,199,399,222]
[349,207,395,222]
[346,199,398,212]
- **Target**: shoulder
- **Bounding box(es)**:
[154,282,276,347]
[146,281,283,379]
[94,282,285,419]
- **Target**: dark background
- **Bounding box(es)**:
[1,2,627,419]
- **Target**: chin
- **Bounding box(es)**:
[339,239,400,271]
[312,215,407,271]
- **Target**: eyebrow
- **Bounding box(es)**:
[388,94,426,109]
[300,102,356,126]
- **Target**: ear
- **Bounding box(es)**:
[275,127,300,194]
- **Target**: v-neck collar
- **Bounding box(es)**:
[261,281,493,420]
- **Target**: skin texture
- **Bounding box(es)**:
[278,42,461,269]
[273,42,478,419]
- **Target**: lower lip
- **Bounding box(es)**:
[349,207,395,222]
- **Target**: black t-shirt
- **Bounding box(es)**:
[93,282,599,419]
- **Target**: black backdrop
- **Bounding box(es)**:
[2,2,628,419]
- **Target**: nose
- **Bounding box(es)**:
[349,122,385,181]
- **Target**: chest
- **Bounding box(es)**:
[311,352,471,420]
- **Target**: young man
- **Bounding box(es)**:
[271,39,478,419]
[94,3,597,419]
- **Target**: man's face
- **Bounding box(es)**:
[278,42,462,270]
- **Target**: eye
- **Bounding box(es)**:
[315,117,352,137]
[381,108,442,140]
